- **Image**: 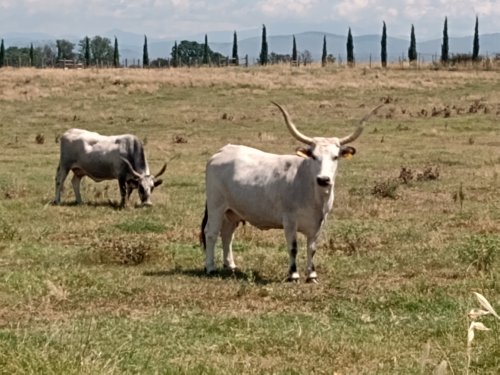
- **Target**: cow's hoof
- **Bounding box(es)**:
[204,267,218,276]
[223,264,237,273]
[287,272,300,282]
[306,271,318,283]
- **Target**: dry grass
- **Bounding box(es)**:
[0,65,499,374]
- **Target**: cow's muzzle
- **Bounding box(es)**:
[142,200,153,207]
[316,176,332,187]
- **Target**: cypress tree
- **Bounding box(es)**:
[441,17,449,64]
[232,31,239,65]
[0,39,4,68]
[84,36,90,67]
[172,41,179,67]
[56,40,62,60]
[259,24,268,65]
[381,21,387,68]
[472,16,480,61]
[292,35,297,62]
[321,35,327,67]
[113,37,120,68]
[143,35,149,67]
[29,43,35,67]
[203,34,210,65]
[408,24,417,63]
[346,27,354,66]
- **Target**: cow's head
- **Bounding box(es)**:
[272,102,382,189]
[122,159,167,206]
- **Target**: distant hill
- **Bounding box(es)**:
[2,30,499,64]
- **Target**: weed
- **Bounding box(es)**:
[372,178,399,199]
[456,234,499,272]
[0,219,18,241]
[466,292,499,374]
[35,133,45,144]
[416,165,439,181]
[84,235,158,265]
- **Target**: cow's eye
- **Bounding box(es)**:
[332,156,338,161]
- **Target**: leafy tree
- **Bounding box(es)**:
[269,52,291,64]
[232,31,238,65]
[0,39,4,68]
[381,21,387,68]
[56,39,75,60]
[292,35,297,62]
[143,35,149,67]
[113,37,119,67]
[321,35,327,67]
[171,40,223,66]
[259,24,268,65]
[346,27,354,66]
[300,50,312,65]
[5,46,32,66]
[29,43,34,66]
[472,16,480,61]
[40,43,57,67]
[441,17,449,64]
[203,34,210,65]
[83,36,113,65]
[408,24,417,63]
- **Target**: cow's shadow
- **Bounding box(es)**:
[143,267,272,285]
[47,200,130,210]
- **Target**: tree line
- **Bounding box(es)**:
[0,16,488,69]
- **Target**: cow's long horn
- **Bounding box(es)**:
[155,163,167,178]
[121,157,143,178]
[339,104,384,145]
[271,101,313,145]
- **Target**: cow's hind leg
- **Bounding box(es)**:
[71,174,84,204]
[283,218,299,281]
[203,206,224,275]
[54,164,69,204]
[220,212,239,271]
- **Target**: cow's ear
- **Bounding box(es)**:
[154,179,163,187]
[340,146,356,159]
[296,147,313,158]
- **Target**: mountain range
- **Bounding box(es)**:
[3,30,500,63]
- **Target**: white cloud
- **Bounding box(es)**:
[257,0,317,17]
[0,0,499,40]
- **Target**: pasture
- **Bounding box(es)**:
[0,65,499,374]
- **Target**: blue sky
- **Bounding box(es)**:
[1,0,499,41]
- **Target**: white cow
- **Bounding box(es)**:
[200,102,382,282]
[53,128,166,207]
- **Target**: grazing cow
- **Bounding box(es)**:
[53,128,166,207]
[200,102,382,282]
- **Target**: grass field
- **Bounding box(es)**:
[0,64,499,374]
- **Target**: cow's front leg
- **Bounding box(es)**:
[306,235,319,283]
[118,177,128,208]
[284,220,299,281]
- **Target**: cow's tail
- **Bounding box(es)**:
[199,203,208,251]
